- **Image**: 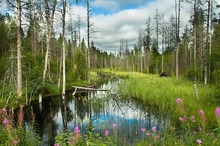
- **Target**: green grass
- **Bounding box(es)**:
[117,73,218,128]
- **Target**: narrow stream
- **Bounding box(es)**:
[22,80,170,146]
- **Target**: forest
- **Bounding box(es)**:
[1,0,220,145]
[0,0,219,100]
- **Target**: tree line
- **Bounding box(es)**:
[0,0,220,100]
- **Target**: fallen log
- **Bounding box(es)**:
[72,86,110,95]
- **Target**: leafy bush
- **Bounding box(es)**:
[0,106,40,146]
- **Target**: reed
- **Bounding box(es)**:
[120,73,218,128]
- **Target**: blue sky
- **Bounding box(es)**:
[1,0,220,52]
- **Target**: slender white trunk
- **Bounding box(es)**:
[17,0,22,97]
[62,0,66,95]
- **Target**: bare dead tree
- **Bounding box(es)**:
[175,0,181,79]
[42,0,57,84]
[61,0,67,96]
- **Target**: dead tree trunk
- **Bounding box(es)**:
[61,0,66,96]
[17,0,22,97]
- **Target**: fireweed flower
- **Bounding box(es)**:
[141,128,146,132]
[2,107,6,112]
[215,107,220,118]
[54,143,59,146]
[179,117,185,122]
[151,126,156,133]
[112,123,117,129]
[74,126,80,134]
[176,98,182,104]
[199,109,204,116]
[199,109,206,123]
[3,119,8,124]
[190,115,196,122]
[196,139,202,144]
[105,130,109,137]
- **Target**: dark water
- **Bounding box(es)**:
[22,80,170,146]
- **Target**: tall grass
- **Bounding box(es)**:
[120,73,218,128]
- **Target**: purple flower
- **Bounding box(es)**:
[179,117,185,122]
[112,123,117,129]
[2,108,6,112]
[54,143,59,146]
[176,98,182,104]
[151,126,156,132]
[215,107,220,118]
[141,128,146,132]
[196,139,202,144]
[199,109,204,116]
[105,130,109,137]
[3,119,8,125]
[74,126,80,134]
[190,115,196,122]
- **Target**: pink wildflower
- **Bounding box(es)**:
[215,107,220,118]
[141,128,146,132]
[199,109,204,116]
[151,126,156,133]
[54,143,59,146]
[3,119,8,124]
[74,126,80,134]
[105,130,109,137]
[196,139,202,144]
[112,123,117,129]
[179,117,185,122]
[190,115,196,122]
[176,98,182,104]
[2,107,6,112]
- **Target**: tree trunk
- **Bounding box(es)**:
[193,0,197,82]
[175,0,180,79]
[86,0,91,82]
[204,0,211,85]
[42,0,57,84]
[61,0,66,96]
[17,0,22,97]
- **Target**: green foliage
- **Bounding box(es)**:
[120,73,218,128]
[54,127,116,146]
[0,106,41,146]
[135,100,220,146]
[75,48,87,80]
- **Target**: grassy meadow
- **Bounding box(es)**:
[95,69,220,145]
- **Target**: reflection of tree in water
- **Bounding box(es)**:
[22,98,59,145]
[74,92,90,122]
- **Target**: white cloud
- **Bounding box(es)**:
[0,0,8,14]
[2,0,219,52]
[86,0,192,52]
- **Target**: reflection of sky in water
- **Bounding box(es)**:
[53,80,167,144]
[26,80,170,145]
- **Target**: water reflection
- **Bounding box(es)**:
[23,80,170,146]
